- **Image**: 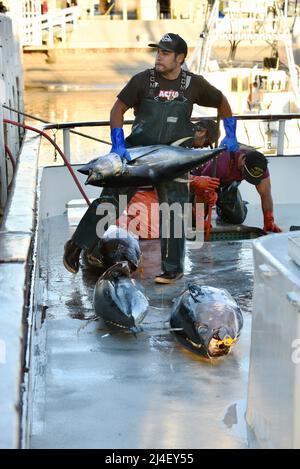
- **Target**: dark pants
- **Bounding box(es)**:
[216,182,248,225]
[72,175,189,273]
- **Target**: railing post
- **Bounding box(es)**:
[48,17,54,48]
[277,119,285,155]
[123,0,128,20]
[61,14,66,45]
[73,7,79,28]
[63,128,71,163]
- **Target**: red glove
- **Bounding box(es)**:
[192,187,217,206]
[204,190,218,206]
[263,211,282,233]
[190,175,220,194]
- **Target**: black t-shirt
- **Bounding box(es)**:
[117,69,223,116]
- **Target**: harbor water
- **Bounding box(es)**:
[24,87,132,165]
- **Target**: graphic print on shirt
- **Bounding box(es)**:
[158,89,180,100]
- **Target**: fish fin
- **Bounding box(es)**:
[146,305,167,313]
[170,289,187,300]
[188,283,203,302]
[129,325,143,337]
[76,315,99,335]
[100,328,135,338]
[98,261,131,281]
[121,159,129,174]
[100,330,127,338]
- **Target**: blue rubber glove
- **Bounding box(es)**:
[220,117,239,152]
[110,128,131,161]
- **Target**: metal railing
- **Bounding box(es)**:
[41,113,300,163]
[2,112,300,211]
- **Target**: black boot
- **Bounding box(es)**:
[63,240,82,273]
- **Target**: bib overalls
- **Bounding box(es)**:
[72,69,193,273]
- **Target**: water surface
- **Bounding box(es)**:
[24,88,134,165]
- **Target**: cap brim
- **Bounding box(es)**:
[243,167,263,185]
[148,43,174,52]
[244,174,262,185]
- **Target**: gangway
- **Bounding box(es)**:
[21,3,80,47]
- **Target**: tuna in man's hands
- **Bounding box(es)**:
[78,145,223,187]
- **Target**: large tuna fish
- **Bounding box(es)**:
[170,284,243,358]
[93,261,149,332]
[78,145,223,187]
[84,225,141,272]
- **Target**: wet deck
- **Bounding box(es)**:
[2,127,300,448]
[29,209,257,449]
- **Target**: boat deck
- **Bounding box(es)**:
[28,202,300,449]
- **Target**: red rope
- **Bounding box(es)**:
[4,144,16,192]
[5,144,16,171]
[205,205,213,242]
[3,119,91,206]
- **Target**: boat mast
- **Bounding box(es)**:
[187,0,300,108]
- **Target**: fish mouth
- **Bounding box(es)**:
[207,336,237,357]
[100,261,131,280]
[128,260,139,272]
[111,261,131,277]
[85,170,103,185]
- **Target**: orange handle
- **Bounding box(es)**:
[205,205,213,241]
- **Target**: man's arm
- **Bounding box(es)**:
[109,98,131,161]
[110,98,130,129]
[256,177,273,212]
[217,95,233,118]
[256,177,282,232]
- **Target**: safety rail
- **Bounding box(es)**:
[2,112,300,212]
[42,113,300,163]
[21,6,80,47]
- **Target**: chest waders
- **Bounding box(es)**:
[72,70,190,274]
[126,69,193,147]
[211,152,247,225]
[216,181,248,224]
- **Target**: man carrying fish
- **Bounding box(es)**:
[63,33,237,283]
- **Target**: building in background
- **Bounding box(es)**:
[3,0,208,21]
[66,0,207,20]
